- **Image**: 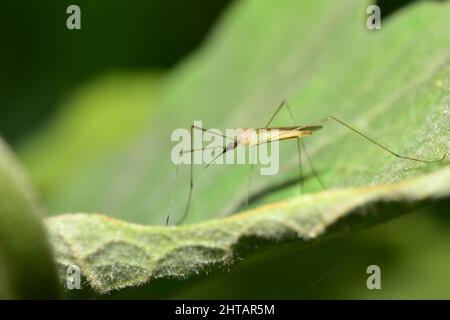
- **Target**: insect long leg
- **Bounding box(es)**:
[165,164,180,225]
[260,100,328,190]
[284,100,326,190]
[166,146,222,225]
[173,124,195,225]
[281,100,304,193]
[192,125,235,142]
[265,99,289,128]
[183,124,195,224]
[254,127,317,183]
[180,145,223,155]
[167,125,234,225]
[246,100,304,207]
[300,139,326,189]
[319,116,448,163]
[246,146,257,207]
[296,139,303,193]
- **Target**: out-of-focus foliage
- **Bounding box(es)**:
[0,0,230,144]
[19,72,161,213]
[0,140,61,298]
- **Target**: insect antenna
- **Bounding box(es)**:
[319,116,448,163]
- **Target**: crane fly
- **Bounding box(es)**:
[166,100,448,225]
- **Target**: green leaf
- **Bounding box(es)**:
[0,139,61,298]
[47,167,450,294]
[24,0,449,225]
[27,0,450,294]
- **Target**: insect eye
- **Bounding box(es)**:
[226,141,236,151]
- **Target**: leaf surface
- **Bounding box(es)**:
[48,167,450,293]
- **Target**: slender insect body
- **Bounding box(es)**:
[235,126,323,147]
[166,100,447,226]
[261,126,323,142]
[235,128,260,146]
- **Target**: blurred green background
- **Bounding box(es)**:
[0,0,434,146]
[0,0,231,145]
[1,0,449,299]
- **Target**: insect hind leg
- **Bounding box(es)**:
[273,100,326,191]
